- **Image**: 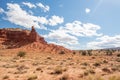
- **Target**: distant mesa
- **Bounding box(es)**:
[0,26,72,54]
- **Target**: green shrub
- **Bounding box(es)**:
[17,51,26,57]
[117,54,120,57]
[81,51,87,56]
[106,49,113,56]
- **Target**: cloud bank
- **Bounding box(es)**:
[5,3,63,29]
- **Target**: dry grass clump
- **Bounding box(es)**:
[17,65,29,71]
[36,67,43,72]
[81,62,89,66]
[109,76,120,80]
[27,75,38,80]
[32,62,40,66]
[46,56,52,60]
[14,65,29,74]
[83,69,95,76]
[93,62,101,67]
[102,67,111,73]
[87,76,104,80]
[105,49,113,56]
[111,66,120,72]
[116,58,120,62]
[80,50,92,56]
[59,74,69,80]
[51,66,67,75]
[103,60,108,64]
[3,75,9,79]
[2,64,18,68]
[87,69,95,74]
[83,71,89,76]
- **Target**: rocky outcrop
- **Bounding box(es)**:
[0,26,72,54]
[0,26,47,43]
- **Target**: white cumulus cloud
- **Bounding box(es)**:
[44,21,102,49]
[37,3,50,12]
[4,3,64,29]
[22,2,36,8]
[48,15,64,26]
[85,8,91,14]
[87,35,120,49]
[6,3,42,29]
[63,21,102,37]
[0,8,4,13]
[44,28,79,49]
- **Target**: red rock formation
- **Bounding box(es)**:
[0,26,72,54]
[29,26,47,44]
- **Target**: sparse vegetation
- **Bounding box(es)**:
[87,50,92,56]
[87,76,104,80]
[51,66,67,75]
[81,51,87,55]
[84,71,89,76]
[116,58,120,62]
[81,62,89,66]
[87,69,95,74]
[27,75,38,80]
[80,50,93,56]
[103,60,108,63]
[117,53,120,57]
[106,49,113,56]
[0,48,120,80]
[60,74,69,80]
[3,75,9,79]
[109,76,120,80]
[102,67,111,73]
[47,56,52,59]
[93,62,101,67]
[72,51,76,55]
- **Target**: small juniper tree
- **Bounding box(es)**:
[87,50,92,56]
[106,49,112,56]
[81,51,87,56]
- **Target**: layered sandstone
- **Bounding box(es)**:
[0,26,72,54]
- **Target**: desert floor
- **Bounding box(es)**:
[0,49,120,80]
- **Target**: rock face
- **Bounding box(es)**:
[0,26,72,54]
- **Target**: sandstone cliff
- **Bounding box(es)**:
[0,26,72,54]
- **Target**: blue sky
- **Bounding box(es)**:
[0,0,120,50]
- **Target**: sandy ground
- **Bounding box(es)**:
[0,49,120,80]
